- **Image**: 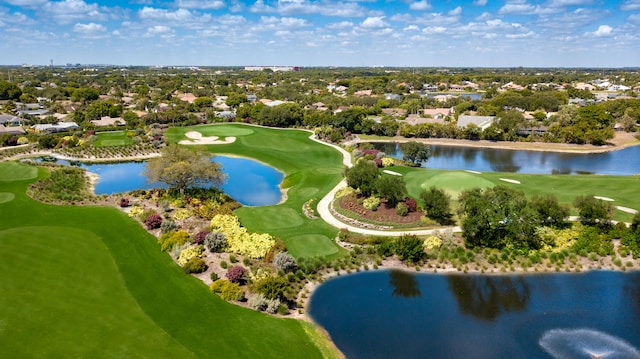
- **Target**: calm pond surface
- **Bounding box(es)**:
[371,143,640,175]
[309,270,640,359]
[66,156,283,206]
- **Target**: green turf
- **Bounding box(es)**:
[0,162,325,358]
[405,171,495,199]
[166,124,348,259]
[0,192,15,203]
[0,161,37,181]
[286,234,339,258]
[94,131,133,147]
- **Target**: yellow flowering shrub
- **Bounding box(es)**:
[335,186,356,198]
[128,205,144,218]
[173,209,191,221]
[363,196,380,211]
[423,236,443,250]
[178,245,204,266]
[249,267,272,282]
[159,230,191,252]
[210,214,275,259]
[382,157,395,167]
[536,226,580,252]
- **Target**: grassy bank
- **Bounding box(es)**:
[0,162,327,358]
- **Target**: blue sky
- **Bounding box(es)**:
[1,0,639,67]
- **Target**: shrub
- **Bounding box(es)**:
[119,197,130,207]
[381,157,395,167]
[178,245,204,266]
[253,276,289,300]
[205,231,227,253]
[394,234,425,264]
[335,186,356,199]
[158,230,191,252]
[210,280,245,301]
[396,202,409,216]
[248,293,268,311]
[404,198,417,212]
[160,219,178,234]
[128,205,144,218]
[173,208,191,221]
[273,252,296,272]
[220,261,228,269]
[424,236,443,250]
[226,265,246,283]
[183,257,207,274]
[363,196,380,211]
[210,272,219,281]
[145,213,163,229]
[265,298,281,314]
[210,214,275,258]
[194,230,210,245]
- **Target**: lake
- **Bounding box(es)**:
[308,270,640,359]
[60,156,283,206]
[371,143,640,175]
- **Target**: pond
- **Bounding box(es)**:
[308,270,640,359]
[371,143,640,175]
[47,156,284,207]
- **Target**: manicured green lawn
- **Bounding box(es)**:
[94,131,133,147]
[0,162,325,358]
[166,124,348,259]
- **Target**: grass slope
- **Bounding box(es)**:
[94,131,133,147]
[166,124,347,259]
[0,162,323,358]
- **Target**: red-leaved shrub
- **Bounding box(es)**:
[404,198,417,212]
[145,213,163,229]
[226,265,246,283]
[119,197,130,207]
[194,230,211,245]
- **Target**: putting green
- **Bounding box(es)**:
[315,168,342,175]
[0,192,15,204]
[198,126,254,137]
[415,172,494,199]
[0,162,38,181]
[296,187,319,199]
[286,234,338,258]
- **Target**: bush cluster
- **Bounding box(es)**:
[144,213,163,229]
[210,280,245,301]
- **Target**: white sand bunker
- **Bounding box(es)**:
[383,170,403,176]
[179,131,236,145]
[616,206,638,214]
[594,196,614,202]
[499,178,521,184]
[465,170,482,174]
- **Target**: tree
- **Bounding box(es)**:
[574,195,614,227]
[375,175,407,207]
[420,187,453,224]
[345,159,379,197]
[0,80,22,100]
[399,141,430,166]
[145,144,226,195]
[530,194,570,228]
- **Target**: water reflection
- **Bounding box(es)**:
[388,270,421,298]
[370,143,640,175]
[447,275,530,321]
[539,328,640,359]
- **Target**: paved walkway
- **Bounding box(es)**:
[312,134,462,236]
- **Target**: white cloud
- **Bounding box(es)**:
[473,0,487,5]
[250,0,372,17]
[4,0,47,6]
[409,1,431,11]
[621,0,640,11]
[41,0,107,24]
[448,6,462,16]
[546,0,594,6]
[174,0,226,9]
[403,25,420,31]
[326,21,354,30]
[144,25,174,38]
[361,16,388,29]
[422,26,446,34]
[73,22,106,33]
[591,24,613,36]
[629,13,640,24]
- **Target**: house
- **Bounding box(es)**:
[353,90,372,97]
[423,84,438,91]
[384,93,401,101]
[403,115,446,126]
[457,115,496,130]
[574,83,596,91]
[216,111,236,121]
[246,94,258,102]
[90,116,126,127]
[500,82,524,91]
[381,108,407,117]
[0,124,26,135]
[0,114,22,126]
[421,108,452,119]
[32,121,80,133]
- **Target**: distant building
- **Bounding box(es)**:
[457,115,496,130]
[32,121,80,133]
[90,116,126,127]
[244,66,300,72]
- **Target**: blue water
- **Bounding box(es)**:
[63,156,283,206]
[308,270,640,359]
[371,143,640,175]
